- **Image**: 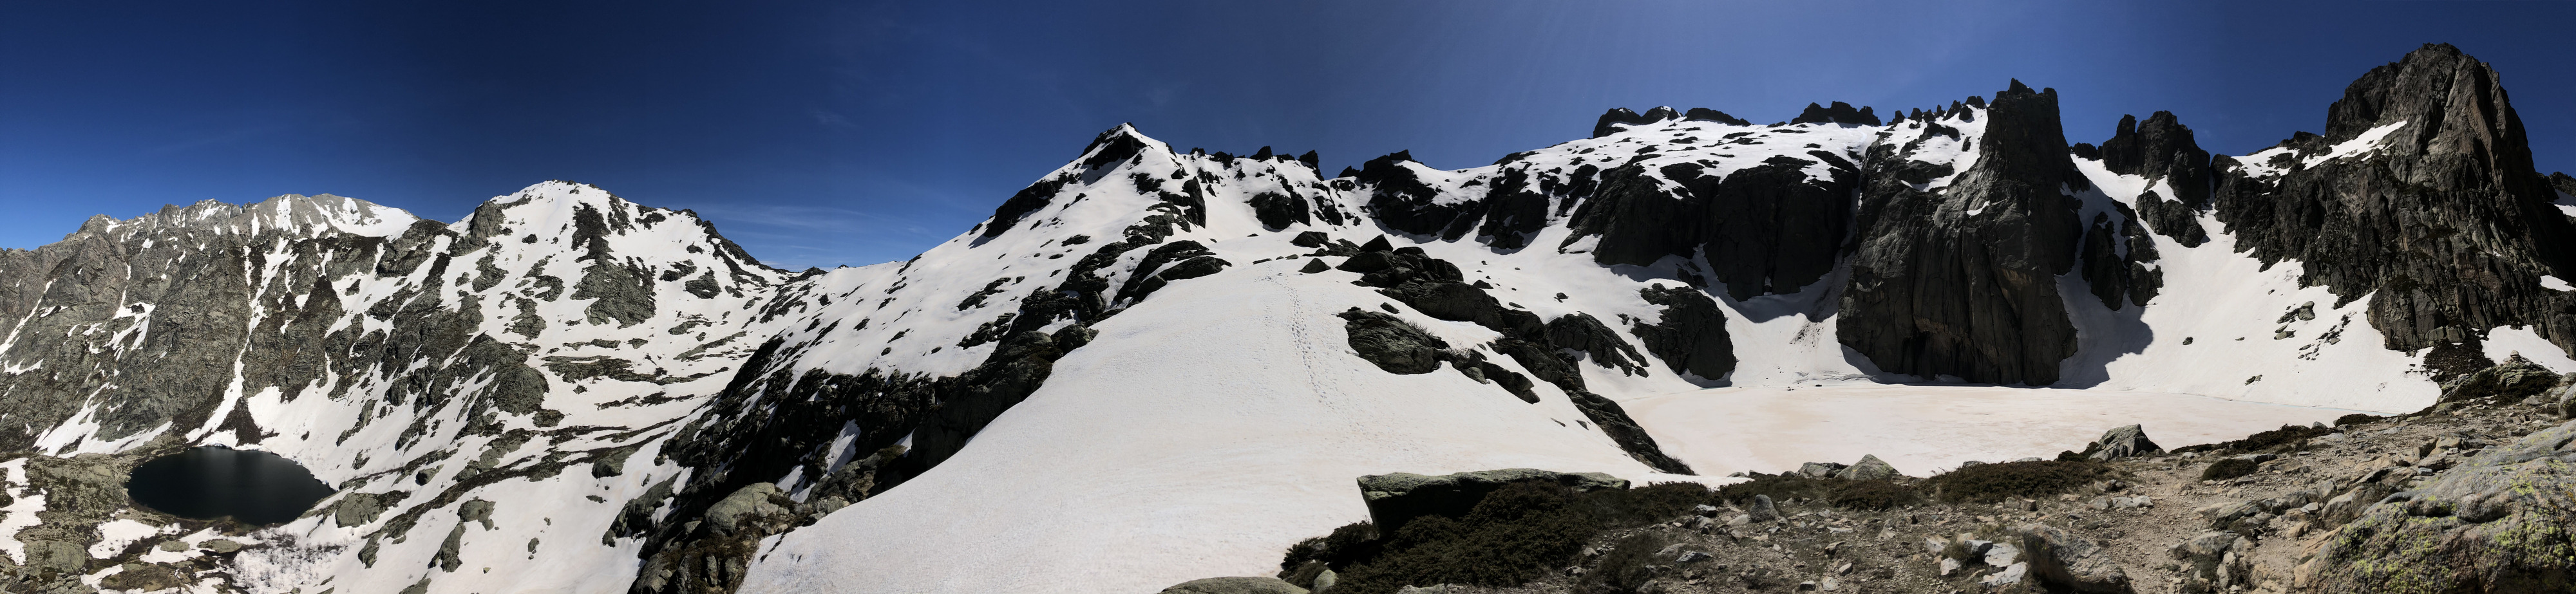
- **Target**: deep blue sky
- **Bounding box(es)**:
[5,1,2571,269]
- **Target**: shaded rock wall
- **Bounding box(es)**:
[1839,80,2086,385]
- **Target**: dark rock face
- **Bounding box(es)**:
[1248,190,1314,230]
[2078,203,2164,310]
[1594,107,1677,138]
[1356,151,1484,241]
[1564,156,1856,299]
[1683,107,1752,126]
[2099,112,2215,246]
[1841,81,2085,385]
[1629,285,1737,381]
[1790,101,1882,126]
[2210,44,2576,357]
[1355,468,1629,533]
[1115,240,1226,304]
[1543,313,1649,376]
[1471,169,1553,250]
[1328,241,1692,474]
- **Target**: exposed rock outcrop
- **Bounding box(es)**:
[1629,284,1737,381]
[2210,44,2576,357]
[1790,101,1882,126]
[1841,80,2085,385]
[2099,111,2215,246]
[2298,420,2576,593]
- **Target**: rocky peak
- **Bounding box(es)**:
[1840,79,2083,385]
[1683,107,1751,126]
[64,192,422,243]
[1790,101,1882,126]
[2211,43,2576,357]
[2098,111,2215,245]
[1592,107,1679,138]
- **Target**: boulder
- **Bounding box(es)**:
[1748,494,1781,523]
[1835,455,1900,481]
[2018,523,2132,593]
[1984,543,2022,566]
[1356,469,1628,533]
[2087,425,2163,461]
[2298,420,2576,593]
[1159,576,1311,594]
[1797,462,1848,478]
[2438,357,2561,404]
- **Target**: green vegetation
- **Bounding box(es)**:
[2172,423,2336,454]
[1924,460,2116,504]
[1278,481,1711,594]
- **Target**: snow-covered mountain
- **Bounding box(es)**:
[1,43,2568,593]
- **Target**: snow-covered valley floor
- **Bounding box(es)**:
[1625,384,2367,479]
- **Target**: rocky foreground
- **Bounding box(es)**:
[1164,358,2576,594]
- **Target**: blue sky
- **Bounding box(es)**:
[5,1,2571,269]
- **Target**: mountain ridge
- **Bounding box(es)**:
[0,42,2568,594]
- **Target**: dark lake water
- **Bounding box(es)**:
[125,446,335,525]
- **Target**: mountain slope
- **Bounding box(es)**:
[0,43,2568,594]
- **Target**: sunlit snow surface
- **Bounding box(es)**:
[1627,384,2358,478]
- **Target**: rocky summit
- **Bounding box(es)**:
[3,43,2575,594]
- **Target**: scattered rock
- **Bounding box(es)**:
[2300,420,2576,593]
[2018,523,2130,593]
[1981,561,2029,587]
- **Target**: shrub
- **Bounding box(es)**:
[2200,458,2259,481]
[1828,479,1920,510]
[1300,480,1716,594]
[1718,474,1920,511]
[2173,423,2335,454]
[1278,521,1380,584]
[1925,460,2114,503]
[1714,472,1835,505]
[1578,532,1667,594]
